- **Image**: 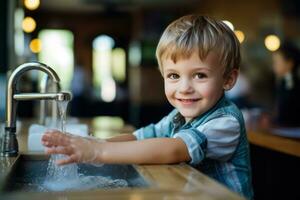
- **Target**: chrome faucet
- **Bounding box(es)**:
[1,62,72,157]
[39,75,59,125]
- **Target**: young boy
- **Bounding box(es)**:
[42,15,253,199]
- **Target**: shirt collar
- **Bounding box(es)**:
[172,112,185,126]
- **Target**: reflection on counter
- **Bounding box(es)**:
[89,116,134,139]
[271,127,300,138]
[91,116,125,130]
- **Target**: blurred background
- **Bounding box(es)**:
[1,0,300,199]
[2,0,297,126]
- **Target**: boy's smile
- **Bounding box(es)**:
[177,98,201,105]
[162,52,230,122]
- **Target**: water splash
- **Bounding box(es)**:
[43,175,128,192]
[43,100,128,191]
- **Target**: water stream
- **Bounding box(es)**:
[42,100,128,191]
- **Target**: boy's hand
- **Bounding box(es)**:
[41,130,103,165]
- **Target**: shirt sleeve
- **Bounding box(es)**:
[133,116,170,140]
[173,128,208,165]
[173,115,240,165]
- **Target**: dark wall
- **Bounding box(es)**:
[251,144,300,199]
[0,0,8,73]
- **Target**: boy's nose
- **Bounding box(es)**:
[178,79,194,93]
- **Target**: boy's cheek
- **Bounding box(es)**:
[164,84,175,94]
[200,86,221,99]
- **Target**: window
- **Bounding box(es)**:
[38,29,74,90]
[93,35,126,102]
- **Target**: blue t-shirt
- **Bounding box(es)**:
[133,96,253,199]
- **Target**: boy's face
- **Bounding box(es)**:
[162,52,235,122]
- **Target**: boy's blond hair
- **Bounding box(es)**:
[156,15,241,77]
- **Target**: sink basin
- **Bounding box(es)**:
[2,154,149,193]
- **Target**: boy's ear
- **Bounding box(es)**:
[223,69,239,91]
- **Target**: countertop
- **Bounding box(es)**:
[247,128,300,157]
[0,117,244,200]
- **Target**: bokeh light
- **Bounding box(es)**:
[22,17,36,33]
[24,0,40,10]
[29,38,42,53]
[264,35,281,51]
[222,20,234,31]
[234,30,245,43]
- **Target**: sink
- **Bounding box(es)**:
[1,154,149,193]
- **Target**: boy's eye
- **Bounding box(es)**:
[167,73,180,80]
[194,73,207,79]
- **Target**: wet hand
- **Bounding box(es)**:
[41,130,103,165]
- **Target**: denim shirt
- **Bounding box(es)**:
[133,96,253,199]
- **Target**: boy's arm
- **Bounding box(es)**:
[99,138,190,164]
[42,130,191,165]
[105,134,137,142]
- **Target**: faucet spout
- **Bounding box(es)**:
[1,62,62,157]
[14,92,72,101]
[39,75,60,125]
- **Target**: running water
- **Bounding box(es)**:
[42,100,128,191]
[43,100,80,191]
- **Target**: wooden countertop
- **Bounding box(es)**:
[0,118,244,200]
[247,128,300,157]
